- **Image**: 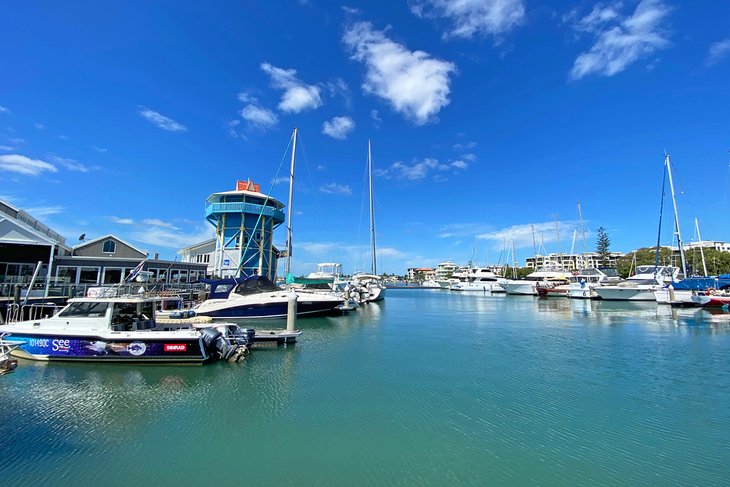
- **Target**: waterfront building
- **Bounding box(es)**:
[197,180,285,280]
[407,267,435,280]
[434,261,457,280]
[0,199,205,297]
[525,252,624,270]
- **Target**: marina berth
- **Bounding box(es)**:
[0,295,254,364]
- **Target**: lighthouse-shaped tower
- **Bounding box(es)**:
[205,179,285,279]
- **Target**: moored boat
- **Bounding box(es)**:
[0,296,254,364]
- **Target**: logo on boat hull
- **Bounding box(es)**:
[164,344,187,352]
[127,341,147,356]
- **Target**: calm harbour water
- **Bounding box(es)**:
[2,289,729,486]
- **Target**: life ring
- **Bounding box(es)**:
[708,288,716,295]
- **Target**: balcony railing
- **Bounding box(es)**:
[205,202,285,223]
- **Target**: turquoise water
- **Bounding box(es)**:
[2,290,729,486]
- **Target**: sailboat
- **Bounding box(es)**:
[594,153,680,301]
[350,140,386,303]
[194,129,345,319]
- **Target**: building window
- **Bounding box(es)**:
[102,240,116,254]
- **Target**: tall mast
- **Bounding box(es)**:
[555,219,563,270]
[665,152,687,277]
[695,217,708,276]
[577,201,588,268]
[285,127,297,276]
[530,224,537,268]
[368,139,377,275]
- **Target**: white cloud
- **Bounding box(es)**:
[319,182,352,194]
[343,21,457,125]
[437,222,494,239]
[49,155,91,172]
[241,104,278,129]
[142,218,179,230]
[132,225,215,250]
[0,145,14,151]
[476,220,579,250]
[0,106,9,113]
[272,176,289,185]
[110,216,134,225]
[0,154,57,176]
[453,141,477,150]
[26,206,63,218]
[322,116,356,139]
[451,160,468,169]
[411,0,525,39]
[261,62,323,113]
[371,109,382,122]
[326,78,352,108]
[569,0,672,80]
[93,146,108,153]
[34,123,44,130]
[138,107,188,132]
[377,157,452,180]
[707,39,730,66]
[237,90,258,103]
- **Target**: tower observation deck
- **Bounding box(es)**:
[205,180,285,279]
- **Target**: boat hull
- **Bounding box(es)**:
[593,287,657,301]
[501,281,538,295]
[196,298,344,320]
[3,333,208,363]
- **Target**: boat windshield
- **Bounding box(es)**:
[233,277,280,296]
[59,301,110,318]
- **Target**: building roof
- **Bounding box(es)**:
[73,234,147,255]
[0,199,68,248]
[178,238,216,253]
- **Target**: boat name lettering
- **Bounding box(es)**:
[28,338,50,348]
[51,339,71,352]
[164,344,187,352]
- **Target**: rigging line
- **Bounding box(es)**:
[236,131,294,276]
[355,151,369,273]
[297,131,338,263]
[654,157,668,276]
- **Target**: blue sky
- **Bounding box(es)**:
[1,0,729,275]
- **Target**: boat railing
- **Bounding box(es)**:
[2,302,62,324]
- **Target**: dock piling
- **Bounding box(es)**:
[287,292,297,332]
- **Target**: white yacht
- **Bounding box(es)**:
[566,268,622,299]
[350,273,386,303]
[594,265,679,301]
[451,267,504,292]
[501,265,571,296]
[420,279,442,289]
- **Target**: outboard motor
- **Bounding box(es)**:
[199,327,223,357]
[238,328,255,346]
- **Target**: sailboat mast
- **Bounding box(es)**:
[577,201,588,268]
[695,217,708,276]
[285,128,297,276]
[368,139,377,275]
[665,153,687,277]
